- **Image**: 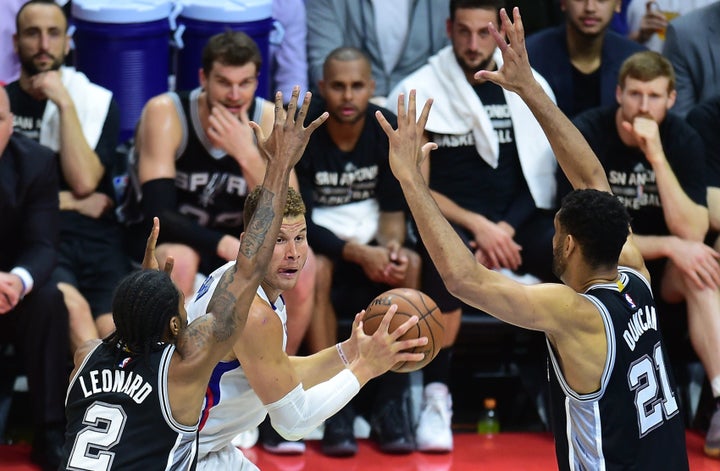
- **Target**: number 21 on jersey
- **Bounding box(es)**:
[628,342,679,437]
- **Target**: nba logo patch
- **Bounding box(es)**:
[624,293,636,309]
[195,275,214,302]
[119,357,131,368]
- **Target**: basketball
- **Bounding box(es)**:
[362,288,444,373]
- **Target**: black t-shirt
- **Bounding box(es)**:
[296,99,404,259]
[5,80,122,239]
[687,96,720,188]
[566,105,706,237]
[570,65,601,118]
[428,80,535,229]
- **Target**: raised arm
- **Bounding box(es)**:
[168,89,327,422]
[477,8,647,275]
[188,88,324,361]
[476,8,610,193]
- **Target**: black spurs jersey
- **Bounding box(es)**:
[62,343,198,470]
[170,88,265,232]
[547,266,688,470]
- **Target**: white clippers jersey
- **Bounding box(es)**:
[186,261,288,459]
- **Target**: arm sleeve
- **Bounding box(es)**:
[265,368,360,440]
[141,178,224,254]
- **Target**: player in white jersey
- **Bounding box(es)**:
[186,186,428,470]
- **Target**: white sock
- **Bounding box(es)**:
[711,375,720,398]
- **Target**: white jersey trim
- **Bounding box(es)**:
[65,341,103,407]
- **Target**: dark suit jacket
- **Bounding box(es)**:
[526,24,646,117]
[0,133,59,287]
[663,3,720,117]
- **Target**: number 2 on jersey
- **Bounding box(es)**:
[67,402,127,471]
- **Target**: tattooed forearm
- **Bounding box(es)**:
[241,189,276,259]
[206,270,244,343]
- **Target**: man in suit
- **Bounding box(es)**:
[662,2,720,117]
[0,85,69,470]
[526,0,645,118]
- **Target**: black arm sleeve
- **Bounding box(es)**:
[141,178,224,255]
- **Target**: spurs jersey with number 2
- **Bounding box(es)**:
[62,343,198,470]
[547,266,688,470]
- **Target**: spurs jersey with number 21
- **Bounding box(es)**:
[547,266,688,470]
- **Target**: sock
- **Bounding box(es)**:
[422,347,452,386]
[711,375,720,400]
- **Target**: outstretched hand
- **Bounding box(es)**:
[249,86,328,170]
[376,90,435,182]
[475,7,538,96]
[142,217,174,274]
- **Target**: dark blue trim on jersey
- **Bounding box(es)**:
[199,359,240,431]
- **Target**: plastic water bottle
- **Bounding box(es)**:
[477,397,500,437]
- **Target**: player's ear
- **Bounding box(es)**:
[564,234,575,258]
[169,315,180,337]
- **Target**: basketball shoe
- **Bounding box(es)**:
[705,406,720,458]
[259,416,306,454]
[416,382,453,452]
[322,404,358,456]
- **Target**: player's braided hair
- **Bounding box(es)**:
[105,270,180,358]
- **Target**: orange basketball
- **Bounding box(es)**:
[362,288,444,373]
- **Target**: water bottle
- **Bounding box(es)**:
[477,397,500,437]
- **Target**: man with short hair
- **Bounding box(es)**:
[133,30,316,368]
[7,0,129,349]
[526,0,645,118]
[187,170,428,470]
[377,8,689,468]
[388,0,557,452]
[563,50,720,458]
[0,84,68,471]
[296,46,421,456]
[61,89,324,470]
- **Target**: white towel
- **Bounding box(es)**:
[311,199,380,245]
[426,46,499,168]
[39,66,112,153]
[387,46,559,210]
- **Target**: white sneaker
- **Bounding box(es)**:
[416,382,453,452]
[231,427,259,449]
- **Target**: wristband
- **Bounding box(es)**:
[336,342,349,366]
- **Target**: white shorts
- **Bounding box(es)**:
[197,445,258,471]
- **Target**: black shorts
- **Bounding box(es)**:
[52,235,132,318]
